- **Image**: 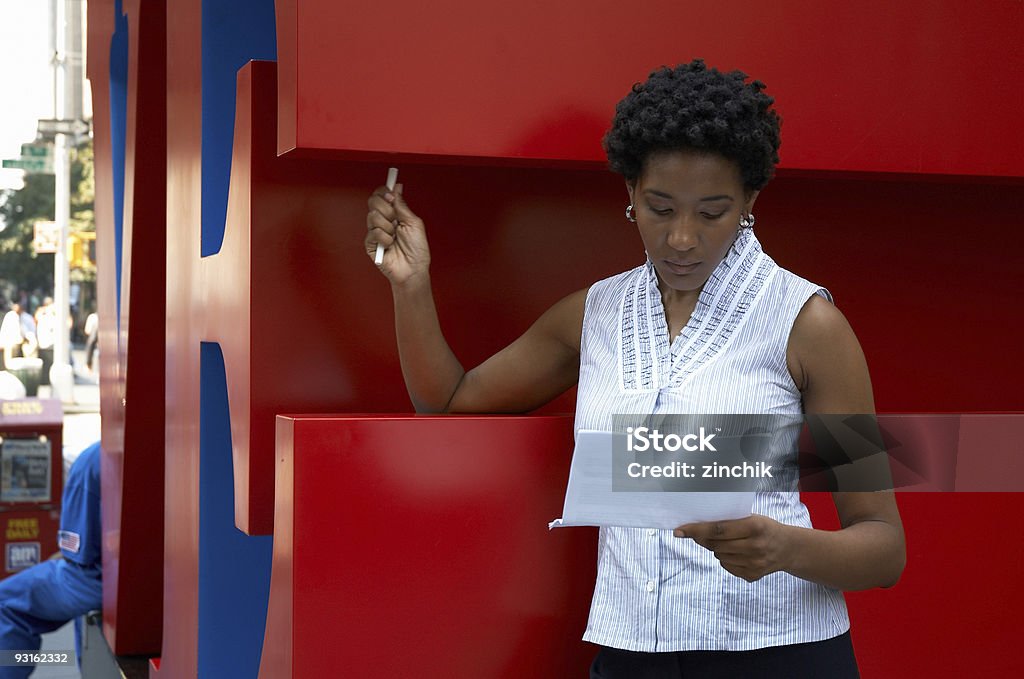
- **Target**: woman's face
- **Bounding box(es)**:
[628,150,758,296]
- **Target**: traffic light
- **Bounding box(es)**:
[67,231,96,270]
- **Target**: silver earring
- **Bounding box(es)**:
[739,213,756,229]
[626,204,637,222]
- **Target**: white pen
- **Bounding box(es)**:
[374,167,400,265]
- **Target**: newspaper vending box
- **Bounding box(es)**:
[0,398,63,577]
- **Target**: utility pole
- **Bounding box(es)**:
[48,0,74,402]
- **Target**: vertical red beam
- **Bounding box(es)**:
[201,61,256,533]
[86,0,116,464]
[157,0,202,674]
[258,416,293,678]
[88,0,165,655]
[112,0,166,654]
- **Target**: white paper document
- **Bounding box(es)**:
[549,430,755,530]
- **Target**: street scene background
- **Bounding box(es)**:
[2,1,97,676]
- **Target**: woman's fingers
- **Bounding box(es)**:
[365,210,396,253]
[365,182,431,281]
[365,226,394,251]
[366,186,400,261]
[367,190,396,223]
[367,208,394,235]
[367,184,423,236]
[391,184,419,222]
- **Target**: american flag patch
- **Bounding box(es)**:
[57,530,81,554]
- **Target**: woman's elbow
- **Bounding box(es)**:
[878,531,907,589]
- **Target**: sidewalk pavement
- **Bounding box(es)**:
[34,347,100,415]
[32,621,80,679]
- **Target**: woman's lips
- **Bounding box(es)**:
[664,259,701,275]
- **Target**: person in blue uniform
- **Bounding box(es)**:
[0,441,102,677]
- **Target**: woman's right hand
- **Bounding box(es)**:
[365,184,431,286]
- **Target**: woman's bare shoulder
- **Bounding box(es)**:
[789,294,856,349]
[787,294,873,410]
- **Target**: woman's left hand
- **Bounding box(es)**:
[674,514,793,583]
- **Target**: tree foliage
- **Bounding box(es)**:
[0,138,95,300]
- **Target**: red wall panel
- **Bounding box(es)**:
[261,415,596,679]
[276,0,1024,178]
[751,176,1024,413]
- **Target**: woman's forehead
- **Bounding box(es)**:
[639,150,744,194]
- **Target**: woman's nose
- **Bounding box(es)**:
[666,216,699,251]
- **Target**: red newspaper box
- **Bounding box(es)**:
[0,398,63,577]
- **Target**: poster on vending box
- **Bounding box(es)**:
[0,438,51,502]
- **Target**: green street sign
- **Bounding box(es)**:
[2,157,54,173]
[20,144,52,159]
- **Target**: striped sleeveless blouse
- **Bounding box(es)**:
[574,227,850,652]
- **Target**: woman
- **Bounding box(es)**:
[365,59,904,678]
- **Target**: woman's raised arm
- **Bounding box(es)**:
[366,185,585,414]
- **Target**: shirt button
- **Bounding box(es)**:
[647,528,657,537]
[646,580,656,592]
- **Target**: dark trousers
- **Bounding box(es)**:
[590,632,859,679]
[37,347,53,385]
[84,335,97,371]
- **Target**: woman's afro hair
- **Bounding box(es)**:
[603,59,781,190]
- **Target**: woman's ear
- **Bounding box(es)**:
[626,180,636,205]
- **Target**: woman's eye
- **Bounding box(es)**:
[702,212,726,220]
[649,207,672,216]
